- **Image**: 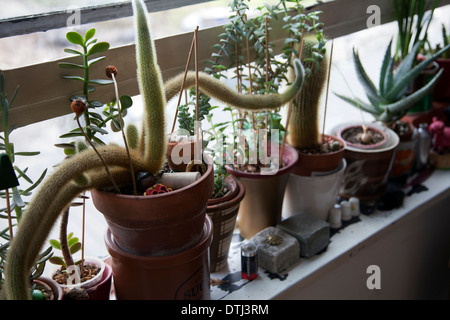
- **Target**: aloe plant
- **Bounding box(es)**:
[335,40,450,126]
[3,0,305,300]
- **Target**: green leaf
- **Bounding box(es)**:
[49,239,61,250]
[119,95,133,110]
[379,40,393,96]
[88,79,113,85]
[13,151,40,157]
[87,42,110,56]
[62,75,85,82]
[49,256,65,266]
[68,237,79,247]
[64,48,83,56]
[66,31,85,46]
[69,242,82,255]
[85,28,96,42]
[58,62,84,69]
[87,56,105,67]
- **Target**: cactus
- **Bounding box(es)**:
[336,39,450,127]
[286,37,329,149]
[3,0,305,299]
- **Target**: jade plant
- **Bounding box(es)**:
[3,0,305,299]
[335,39,450,128]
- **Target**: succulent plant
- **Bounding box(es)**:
[335,39,450,126]
[3,0,305,300]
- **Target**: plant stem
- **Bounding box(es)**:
[76,116,121,194]
[60,207,75,269]
[111,73,137,195]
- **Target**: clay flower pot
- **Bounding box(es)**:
[91,154,214,256]
[333,122,399,202]
[105,215,213,300]
[225,144,299,239]
[207,175,245,272]
[291,134,345,176]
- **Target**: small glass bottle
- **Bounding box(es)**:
[415,123,431,171]
[241,242,258,280]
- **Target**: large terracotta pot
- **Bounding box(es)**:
[91,154,214,256]
[207,175,245,272]
[105,215,213,300]
[225,144,299,239]
[333,122,400,202]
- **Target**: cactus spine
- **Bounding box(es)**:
[287,37,329,149]
[3,0,305,299]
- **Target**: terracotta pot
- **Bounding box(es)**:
[105,215,213,300]
[283,159,347,221]
[334,123,400,202]
[207,175,245,272]
[409,60,440,113]
[291,134,345,176]
[433,58,450,103]
[33,277,64,300]
[390,122,417,178]
[84,262,113,300]
[225,144,299,239]
[91,154,214,256]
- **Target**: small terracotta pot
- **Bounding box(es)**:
[291,134,345,176]
[91,154,214,256]
[225,144,299,239]
[390,121,417,178]
[336,123,400,201]
[207,175,245,272]
[34,277,64,300]
[105,215,213,300]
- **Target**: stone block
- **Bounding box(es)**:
[278,212,330,258]
[250,226,300,274]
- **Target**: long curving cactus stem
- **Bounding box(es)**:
[164,59,306,111]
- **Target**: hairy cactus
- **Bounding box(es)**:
[3,0,305,299]
[287,37,329,149]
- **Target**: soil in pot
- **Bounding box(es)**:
[52,262,101,287]
[32,277,64,300]
[340,125,387,148]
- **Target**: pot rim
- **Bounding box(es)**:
[224,144,299,179]
[105,215,213,268]
[332,122,399,153]
[93,152,213,200]
[337,124,389,150]
[207,175,246,209]
[51,256,106,290]
[294,134,346,157]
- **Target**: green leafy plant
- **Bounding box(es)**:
[335,40,450,127]
[177,88,212,136]
[394,0,438,62]
[57,28,133,154]
[49,230,82,269]
[0,73,51,292]
[425,23,450,59]
[3,0,305,299]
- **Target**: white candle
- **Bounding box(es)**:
[349,197,360,217]
[341,200,352,221]
[329,204,342,229]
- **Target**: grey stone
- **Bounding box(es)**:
[277,212,330,258]
[250,226,300,274]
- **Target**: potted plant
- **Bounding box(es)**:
[3,0,305,300]
[335,38,450,200]
[202,0,314,239]
[0,74,58,300]
[427,23,450,103]
[282,34,346,222]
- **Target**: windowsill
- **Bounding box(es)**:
[210,168,450,300]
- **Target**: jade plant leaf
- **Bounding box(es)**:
[66,31,85,46]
